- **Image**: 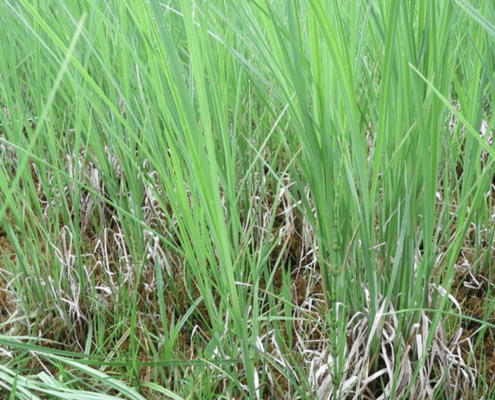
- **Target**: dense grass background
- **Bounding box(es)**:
[0,0,494,398]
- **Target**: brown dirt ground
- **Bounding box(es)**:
[1,158,495,399]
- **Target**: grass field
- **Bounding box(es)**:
[0,0,495,399]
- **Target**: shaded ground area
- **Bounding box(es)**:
[1,156,495,399]
[452,269,495,394]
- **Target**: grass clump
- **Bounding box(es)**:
[0,0,495,399]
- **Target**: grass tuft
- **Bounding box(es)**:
[0,0,494,398]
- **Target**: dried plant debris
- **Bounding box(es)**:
[0,121,494,398]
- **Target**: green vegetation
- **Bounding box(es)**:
[0,0,494,398]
